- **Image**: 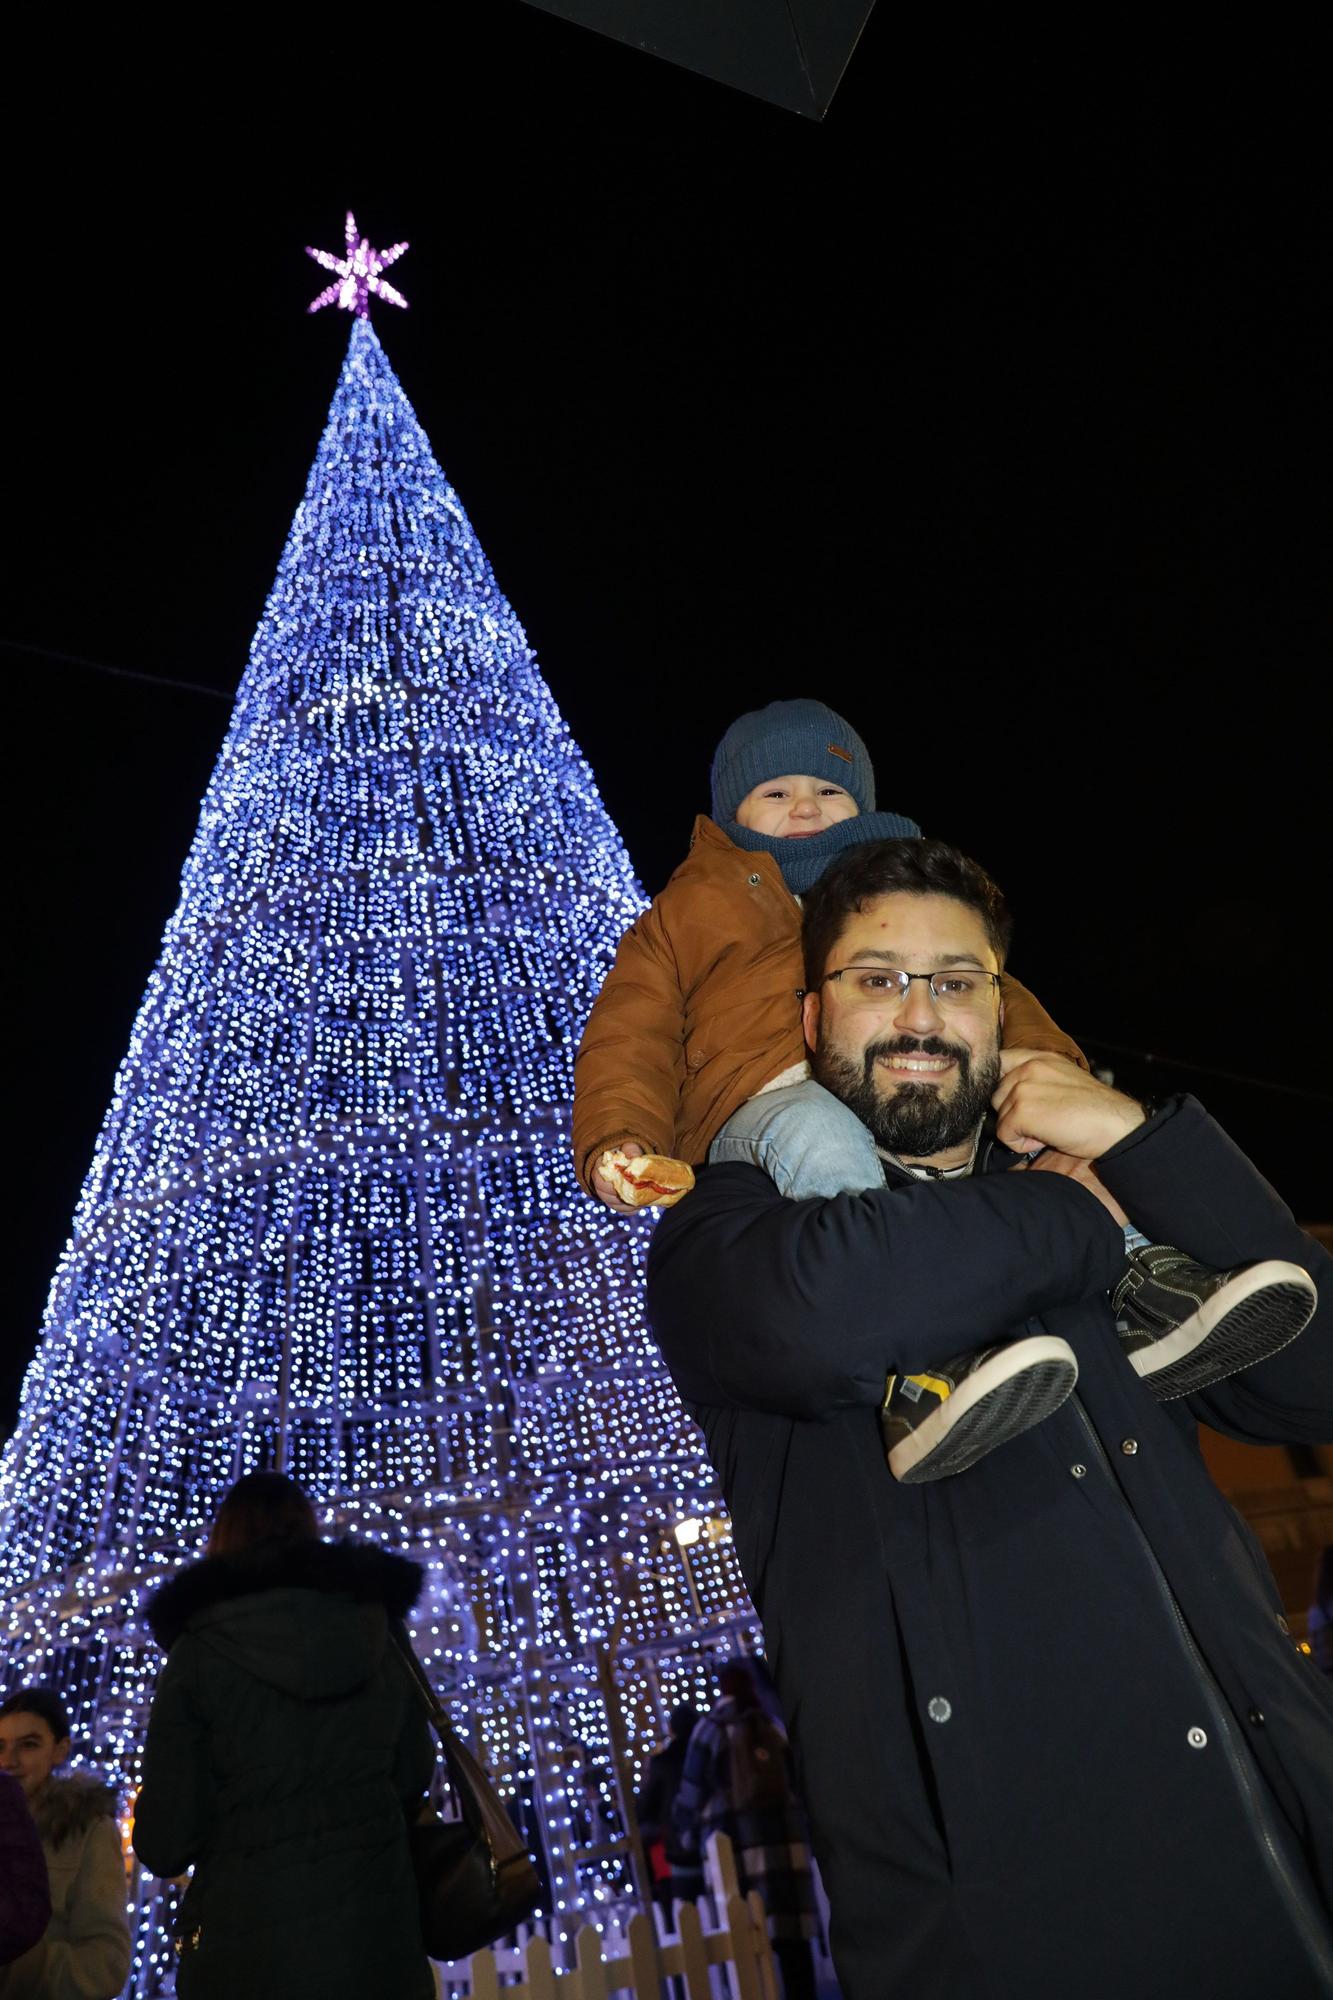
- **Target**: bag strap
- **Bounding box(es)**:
[390,1618,456,1736]
[389,1623,529,1868]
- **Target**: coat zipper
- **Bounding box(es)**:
[1070,1396,1333,1990]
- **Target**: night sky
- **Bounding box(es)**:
[3,20,1327,1430]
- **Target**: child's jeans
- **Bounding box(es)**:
[710,1079,1149,1260]
[708,1080,884,1197]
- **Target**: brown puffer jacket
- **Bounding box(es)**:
[573,815,1087,1195]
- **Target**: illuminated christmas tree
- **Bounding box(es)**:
[0,219,759,1989]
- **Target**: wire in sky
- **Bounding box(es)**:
[1078,1035,1330,1106]
[1,637,233,700]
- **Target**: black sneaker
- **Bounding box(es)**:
[1113,1247,1317,1400]
[880,1336,1079,1483]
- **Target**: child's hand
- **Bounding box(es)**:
[593,1145,695,1212]
[592,1142,648,1213]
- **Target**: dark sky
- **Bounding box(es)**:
[3,19,1328,1428]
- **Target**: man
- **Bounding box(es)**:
[672,1663,818,1997]
[646,837,1333,2000]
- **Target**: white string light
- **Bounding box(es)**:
[0,316,762,1984]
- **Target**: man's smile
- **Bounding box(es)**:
[876,1053,956,1078]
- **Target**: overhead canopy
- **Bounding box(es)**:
[520,0,876,119]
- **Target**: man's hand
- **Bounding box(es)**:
[993,1050,1146,1159]
[592,1140,648,1214]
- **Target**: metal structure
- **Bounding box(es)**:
[0,307,759,1987]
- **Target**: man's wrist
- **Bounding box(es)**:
[1091,1093,1148,1157]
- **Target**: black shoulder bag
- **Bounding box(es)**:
[391,1623,542,1959]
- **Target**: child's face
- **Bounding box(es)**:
[734,774,859,839]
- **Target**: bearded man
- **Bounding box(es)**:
[644,837,1333,2000]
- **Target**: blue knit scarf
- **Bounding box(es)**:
[720,810,922,896]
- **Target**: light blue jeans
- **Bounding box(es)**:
[710,1078,1150,1258]
[708,1079,884,1198]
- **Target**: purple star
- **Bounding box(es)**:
[305,212,409,318]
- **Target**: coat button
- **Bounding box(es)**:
[1276,1614,1290,1635]
[927,1697,952,1724]
[747,873,762,886]
[1187,1726,1207,1749]
[1248,1708,1265,1727]
[1120,1439,1139,1455]
[1070,1464,1087,1478]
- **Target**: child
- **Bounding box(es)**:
[573,700,1316,1483]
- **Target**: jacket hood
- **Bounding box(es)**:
[33,1771,119,1850]
[146,1538,424,1702]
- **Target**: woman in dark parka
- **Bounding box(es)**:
[133,1473,434,1999]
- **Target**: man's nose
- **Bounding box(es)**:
[893,978,943,1033]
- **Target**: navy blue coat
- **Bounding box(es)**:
[645,1096,1333,2000]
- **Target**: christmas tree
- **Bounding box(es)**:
[0,222,758,1988]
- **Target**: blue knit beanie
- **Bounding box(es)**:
[709,700,875,823]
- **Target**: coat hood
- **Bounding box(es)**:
[33,1770,119,1850]
[146,1538,424,1702]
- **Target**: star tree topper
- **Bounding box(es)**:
[306,212,409,318]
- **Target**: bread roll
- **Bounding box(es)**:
[598,1150,696,1209]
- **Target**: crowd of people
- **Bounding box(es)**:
[2,696,1331,2000]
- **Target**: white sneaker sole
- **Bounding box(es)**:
[885,1335,1079,1484]
[1128,1260,1317,1400]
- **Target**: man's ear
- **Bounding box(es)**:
[801,988,820,1053]
[998,995,1005,1039]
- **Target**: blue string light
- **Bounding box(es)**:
[0,318,761,1981]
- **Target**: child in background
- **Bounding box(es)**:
[573,700,1315,1482]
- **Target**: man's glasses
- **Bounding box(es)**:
[818,966,1002,1009]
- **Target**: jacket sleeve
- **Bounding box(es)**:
[0,1769,50,1964]
[647,1162,1126,1418]
[132,1643,214,1879]
[41,1817,131,2000]
[572,893,689,1194]
[1095,1095,1333,1445]
[999,972,1088,1069]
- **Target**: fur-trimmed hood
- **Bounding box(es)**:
[32,1770,119,1851]
[146,1538,423,1702]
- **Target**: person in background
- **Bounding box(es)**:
[0,1688,129,2000]
[0,1770,50,1971]
[635,1702,703,1919]
[672,1663,818,1999]
[132,1470,434,2000]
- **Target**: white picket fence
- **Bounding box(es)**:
[435,1833,780,1999]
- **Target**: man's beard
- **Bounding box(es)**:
[812,1030,1002,1158]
